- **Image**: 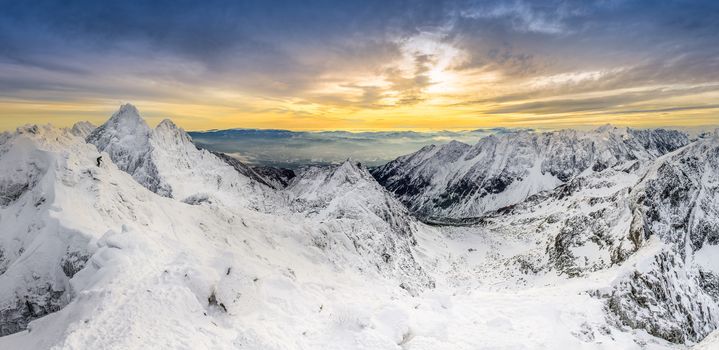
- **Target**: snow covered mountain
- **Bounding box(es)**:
[372,126,689,219]
[286,161,433,294]
[86,104,173,197]
[0,105,439,349]
[1,104,717,349]
[87,104,280,210]
[603,132,719,343]
[413,130,719,345]
[69,121,96,138]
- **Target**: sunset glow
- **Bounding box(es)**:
[1,1,718,131]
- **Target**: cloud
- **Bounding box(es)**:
[188,127,504,168]
[483,85,719,115]
[459,0,574,34]
[1,0,719,131]
[606,104,719,115]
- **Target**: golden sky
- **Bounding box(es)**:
[1,1,718,132]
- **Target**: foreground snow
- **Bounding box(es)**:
[0,105,716,349]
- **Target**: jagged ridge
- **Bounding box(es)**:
[372,126,689,219]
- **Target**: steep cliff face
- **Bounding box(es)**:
[372,127,689,219]
[603,250,719,344]
[602,133,719,344]
[251,165,296,189]
[86,104,172,197]
[632,134,719,254]
[0,126,95,336]
[149,118,278,209]
[87,105,278,210]
[211,151,295,190]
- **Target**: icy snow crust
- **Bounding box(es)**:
[0,105,716,349]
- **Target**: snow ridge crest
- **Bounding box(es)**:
[86,104,170,197]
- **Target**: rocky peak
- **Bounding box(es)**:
[286,159,433,294]
[86,104,171,197]
[289,160,381,200]
[69,121,97,138]
[86,104,150,146]
[445,140,470,149]
[594,123,627,134]
[436,140,471,161]
[106,103,147,131]
[156,118,178,130]
[153,119,193,145]
[595,123,616,132]
[330,159,367,183]
[115,103,141,119]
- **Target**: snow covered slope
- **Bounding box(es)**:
[696,329,719,349]
[211,151,294,190]
[372,126,688,219]
[600,132,719,343]
[69,121,96,138]
[0,125,93,336]
[87,105,278,210]
[86,104,172,197]
[149,118,279,210]
[0,108,443,349]
[0,106,715,349]
[422,131,719,345]
[287,161,433,294]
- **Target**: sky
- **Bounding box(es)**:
[1,0,719,131]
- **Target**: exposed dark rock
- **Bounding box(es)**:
[60,251,90,278]
[604,252,719,344]
[0,283,68,336]
[181,193,212,206]
[252,165,296,189]
[207,291,227,312]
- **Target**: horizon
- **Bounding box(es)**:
[2,1,719,131]
[4,103,719,134]
[6,102,718,168]
[51,103,714,169]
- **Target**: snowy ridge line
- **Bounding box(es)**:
[372,125,690,219]
[1,104,718,349]
[0,105,443,349]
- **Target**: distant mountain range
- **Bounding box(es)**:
[188,127,524,168]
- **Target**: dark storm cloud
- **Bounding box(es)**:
[0,0,452,104]
[0,1,448,69]
[2,1,716,85]
[446,0,719,83]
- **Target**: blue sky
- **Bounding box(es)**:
[1,0,719,131]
